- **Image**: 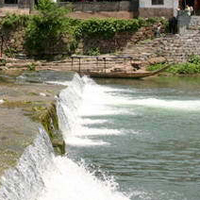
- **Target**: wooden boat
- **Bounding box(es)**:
[79,65,170,79]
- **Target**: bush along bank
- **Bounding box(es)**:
[148,55,200,75]
[0,0,168,58]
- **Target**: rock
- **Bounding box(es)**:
[147,57,166,65]
[131,61,142,70]
[39,93,47,97]
[0,99,4,104]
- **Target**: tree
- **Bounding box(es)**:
[25,0,71,56]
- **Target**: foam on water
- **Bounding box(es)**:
[57,74,123,147]
[0,128,54,200]
[40,74,200,200]
[0,74,130,200]
[128,98,200,111]
[46,81,70,86]
[37,156,130,200]
[66,136,109,146]
[81,119,107,125]
[37,73,131,199]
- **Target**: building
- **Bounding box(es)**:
[139,0,179,18]
[0,0,200,19]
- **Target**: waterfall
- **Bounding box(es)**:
[57,73,121,146]
[36,73,130,200]
[0,128,55,200]
[0,73,130,200]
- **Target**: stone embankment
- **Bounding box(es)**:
[122,15,200,66]
[0,56,134,72]
[122,29,200,64]
[0,74,66,178]
[1,28,200,73]
[2,16,200,72]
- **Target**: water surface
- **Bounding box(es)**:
[65,76,200,200]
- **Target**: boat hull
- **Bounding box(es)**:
[81,72,155,79]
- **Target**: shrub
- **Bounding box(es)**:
[86,47,100,56]
[27,63,36,71]
[148,61,200,74]
[75,17,168,40]
[25,0,71,55]
[1,14,30,30]
[188,54,200,65]
[75,18,140,39]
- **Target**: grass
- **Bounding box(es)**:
[147,55,200,75]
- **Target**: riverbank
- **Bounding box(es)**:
[0,71,66,178]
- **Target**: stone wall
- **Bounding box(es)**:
[77,23,164,55]
[1,0,137,18]
[0,22,164,56]
[68,11,136,19]
[139,8,173,18]
[122,29,200,64]
[61,0,139,19]
[60,0,138,12]
[178,14,200,34]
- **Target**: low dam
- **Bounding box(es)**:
[0,71,200,200]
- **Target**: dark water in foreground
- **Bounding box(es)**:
[66,76,200,200]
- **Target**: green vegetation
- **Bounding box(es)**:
[86,47,100,56]
[148,55,200,74]
[31,103,65,155]
[25,0,72,55]
[0,58,6,66]
[27,63,37,71]
[0,14,30,30]
[0,0,168,57]
[75,18,140,39]
[74,17,167,39]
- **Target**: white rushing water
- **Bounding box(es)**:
[36,73,130,200]
[37,156,130,200]
[57,73,122,147]
[0,128,55,200]
[1,73,199,200]
[0,73,130,200]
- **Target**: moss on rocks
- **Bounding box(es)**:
[1,100,65,155]
[31,103,65,155]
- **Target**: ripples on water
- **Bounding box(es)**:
[3,72,199,200]
[58,75,200,200]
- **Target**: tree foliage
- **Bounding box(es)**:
[25,0,71,55]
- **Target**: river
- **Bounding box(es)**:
[1,72,200,200]
[39,74,200,200]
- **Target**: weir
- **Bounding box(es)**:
[0,128,54,200]
[0,73,130,200]
[1,72,200,200]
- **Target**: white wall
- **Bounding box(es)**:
[139,0,179,16]
[140,0,178,9]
